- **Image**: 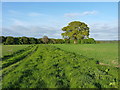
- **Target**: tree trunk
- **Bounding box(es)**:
[74,39,77,44]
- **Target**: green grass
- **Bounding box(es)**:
[1,44,119,88]
[52,43,118,66]
[2,45,37,68]
[1,45,30,57]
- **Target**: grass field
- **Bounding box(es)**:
[52,43,118,66]
[1,45,30,57]
[1,44,119,88]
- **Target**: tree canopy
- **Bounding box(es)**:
[61,21,90,44]
[42,36,49,44]
[5,36,14,45]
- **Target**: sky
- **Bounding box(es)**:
[2,2,118,40]
[1,0,119,2]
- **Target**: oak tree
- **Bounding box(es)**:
[61,21,89,44]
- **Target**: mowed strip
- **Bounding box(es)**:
[2,45,119,88]
[2,45,30,57]
[1,45,34,61]
[2,45,38,69]
[2,45,38,77]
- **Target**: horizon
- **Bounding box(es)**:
[1,35,119,41]
[2,2,118,40]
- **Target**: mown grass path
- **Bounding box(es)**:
[2,45,119,88]
[1,45,34,61]
[1,45,30,57]
[1,45,38,77]
[2,45,38,69]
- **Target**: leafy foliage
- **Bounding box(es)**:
[61,21,90,44]
[20,37,29,44]
[29,38,37,44]
[42,36,49,44]
[81,38,96,44]
[5,36,14,45]
[1,36,96,45]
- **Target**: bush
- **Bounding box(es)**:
[64,39,70,44]
[79,38,96,44]
[87,38,96,44]
[70,40,74,44]
[78,39,81,44]
[5,36,14,45]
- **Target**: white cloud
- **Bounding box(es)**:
[11,19,28,26]
[9,10,44,17]
[81,11,97,16]
[89,22,118,40]
[2,19,118,40]
[2,19,62,38]
[9,10,20,15]
[64,10,98,18]
[2,17,118,40]
[28,12,43,17]
[64,13,80,17]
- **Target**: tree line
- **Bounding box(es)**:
[0,36,96,45]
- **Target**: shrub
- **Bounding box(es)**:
[79,38,96,44]
[70,40,74,44]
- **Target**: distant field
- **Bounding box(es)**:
[1,44,119,88]
[1,45,30,57]
[52,43,118,66]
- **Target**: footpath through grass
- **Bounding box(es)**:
[2,44,119,88]
[52,43,118,66]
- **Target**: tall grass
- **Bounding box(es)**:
[52,43,118,66]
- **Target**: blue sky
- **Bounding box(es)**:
[2,2,118,40]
